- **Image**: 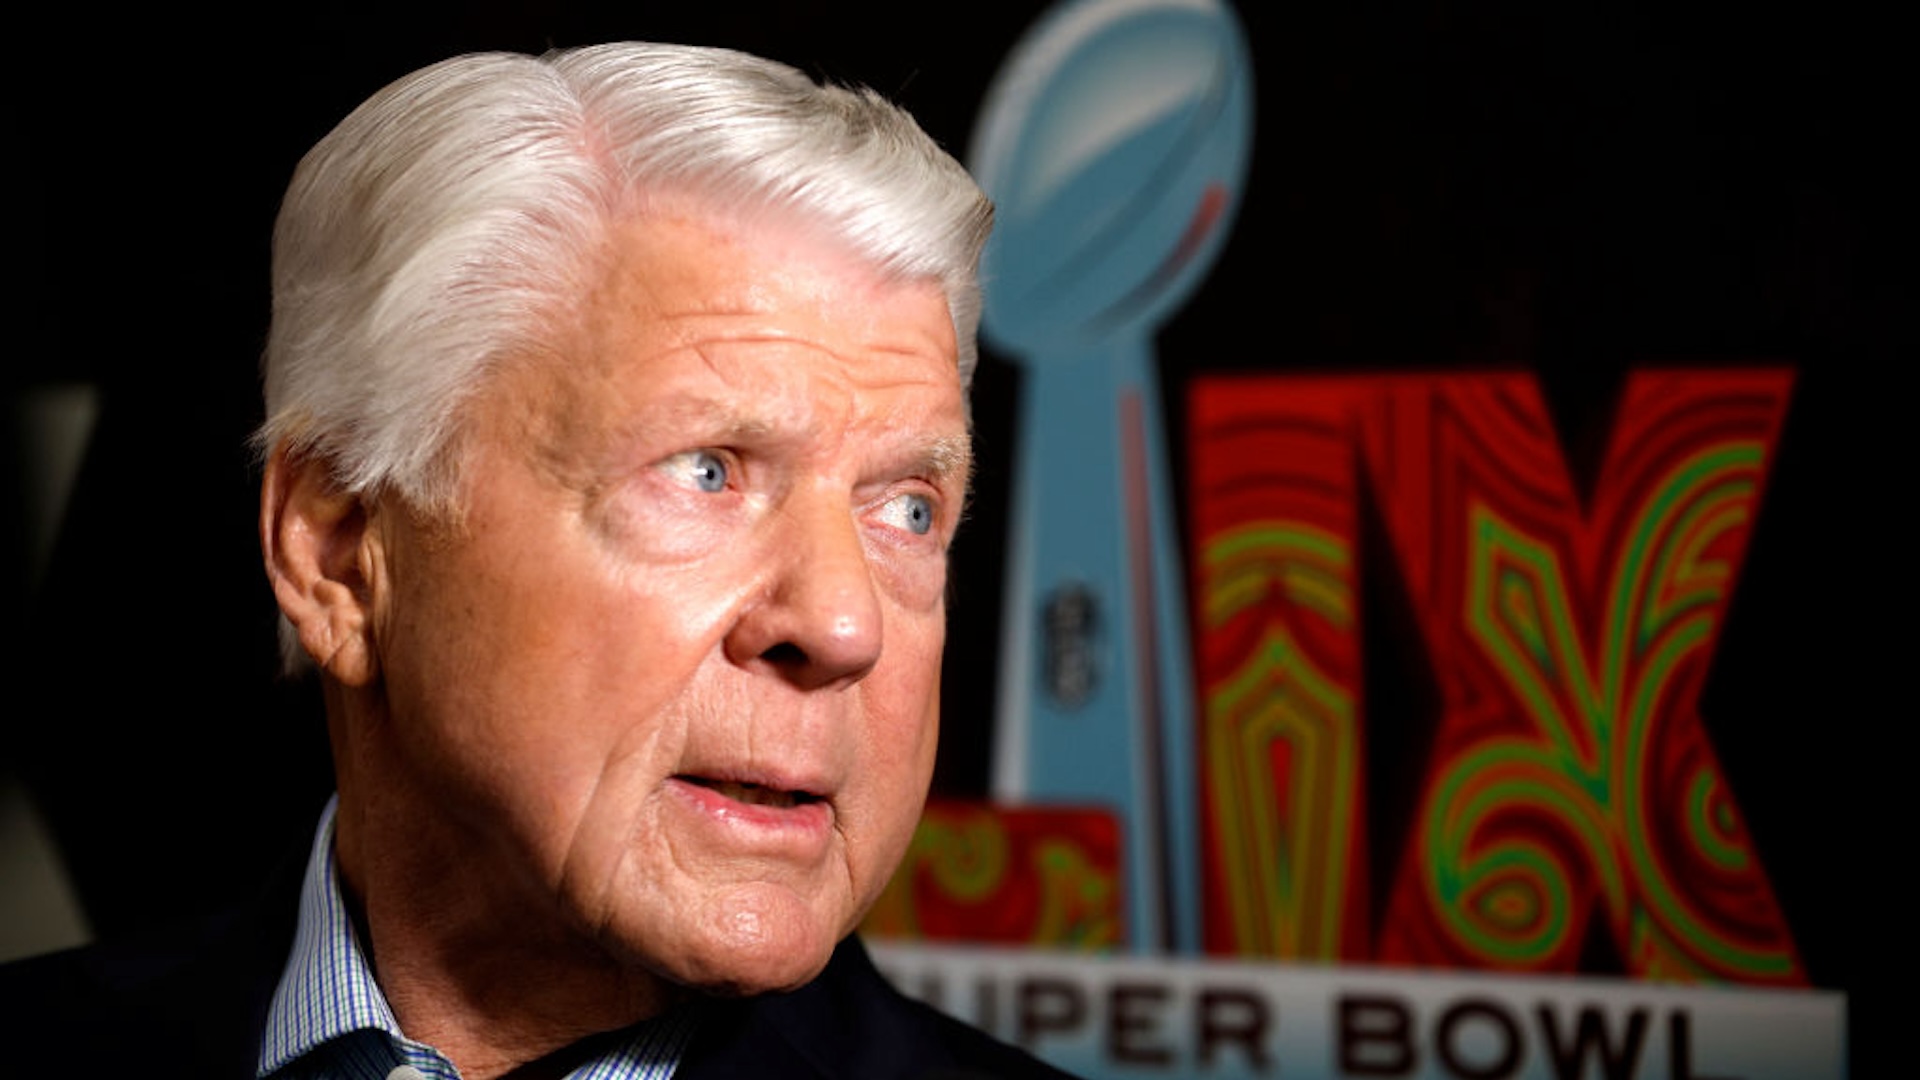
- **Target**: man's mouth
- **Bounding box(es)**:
[681,777,822,810]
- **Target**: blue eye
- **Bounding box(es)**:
[883,492,936,535]
[667,450,729,492]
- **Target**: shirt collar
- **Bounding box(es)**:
[258,796,696,1079]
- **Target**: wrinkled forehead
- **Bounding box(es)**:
[451,197,966,480]
[614,199,951,343]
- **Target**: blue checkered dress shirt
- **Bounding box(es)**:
[257,799,696,1079]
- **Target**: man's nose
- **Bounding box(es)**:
[724,493,884,690]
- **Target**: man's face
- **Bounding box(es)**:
[363,204,967,994]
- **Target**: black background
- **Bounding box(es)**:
[5,0,1887,1069]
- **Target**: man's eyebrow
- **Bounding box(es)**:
[607,394,971,483]
[613,397,777,445]
[915,432,974,487]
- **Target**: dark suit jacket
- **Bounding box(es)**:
[0,858,1072,1079]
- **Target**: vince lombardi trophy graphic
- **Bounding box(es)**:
[972,0,1252,954]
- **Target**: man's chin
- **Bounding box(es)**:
[620,890,845,997]
[658,941,836,999]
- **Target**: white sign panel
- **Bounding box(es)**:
[870,943,1846,1079]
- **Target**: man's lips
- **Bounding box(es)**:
[667,773,834,856]
[677,776,824,810]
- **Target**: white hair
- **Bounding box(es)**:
[258,42,992,512]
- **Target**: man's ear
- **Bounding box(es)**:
[260,447,382,687]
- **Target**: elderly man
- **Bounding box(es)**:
[5,42,1069,1080]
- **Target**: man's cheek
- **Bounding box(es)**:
[864,540,950,615]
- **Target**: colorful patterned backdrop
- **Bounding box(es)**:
[871,370,1804,993]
